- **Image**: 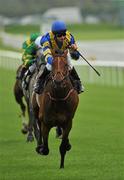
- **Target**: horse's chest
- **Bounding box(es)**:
[44,103,70,126]
[45,113,67,126]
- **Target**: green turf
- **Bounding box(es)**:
[0,68,124,180]
[4,24,40,36]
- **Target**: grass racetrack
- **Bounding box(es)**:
[0,68,124,180]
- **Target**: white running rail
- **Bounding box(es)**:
[0,50,124,86]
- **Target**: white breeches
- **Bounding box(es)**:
[29,63,36,73]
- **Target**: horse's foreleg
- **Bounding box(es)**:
[14,84,27,134]
[19,100,28,134]
[20,101,26,117]
[35,120,43,154]
[59,121,72,168]
[21,120,28,134]
[27,104,34,142]
[32,103,41,146]
[33,118,40,143]
[37,122,50,155]
[14,81,26,117]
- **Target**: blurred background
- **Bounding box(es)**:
[0,1,124,180]
[0,0,124,86]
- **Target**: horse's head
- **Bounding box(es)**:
[51,55,69,88]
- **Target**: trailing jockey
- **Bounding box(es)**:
[18,33,40,90]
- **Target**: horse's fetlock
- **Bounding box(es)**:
[36,145,49,155]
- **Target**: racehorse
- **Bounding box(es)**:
[32,55,79,168]
[13,65,36,142]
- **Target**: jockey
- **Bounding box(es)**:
[34,20,84,94]
[20,33,40,89]
[22,33,39,50]
[19,33,40,80]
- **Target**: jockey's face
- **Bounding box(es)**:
[55,31,66,42]
[56,35,66,42]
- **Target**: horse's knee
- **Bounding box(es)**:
[66,139,71,151]
[66,142,71,151]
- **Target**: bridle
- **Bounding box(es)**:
[47,56,74,101]
[51,56,69,83]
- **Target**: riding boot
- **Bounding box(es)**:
[34,67,50,94]
[70,67,84,94]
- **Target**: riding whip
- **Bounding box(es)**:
[77,51,101,76]
[65,39,100,76]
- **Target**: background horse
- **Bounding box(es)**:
[32,55,79,168]
[13,65,36,142]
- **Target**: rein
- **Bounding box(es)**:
[47,89,74,101]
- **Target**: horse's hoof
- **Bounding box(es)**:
[66,143,71,151]
[21,123,28,134]
[36,145,49,155]
[27,135,34,142]
[60,165,64,169]
[36,145,43,154]
[21,128,28,134]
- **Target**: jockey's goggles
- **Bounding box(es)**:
[55,30,66,37]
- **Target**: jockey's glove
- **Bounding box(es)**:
[70,51,80,60]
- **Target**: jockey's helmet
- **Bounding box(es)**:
[30,33,40,42]
[51,20,67,34]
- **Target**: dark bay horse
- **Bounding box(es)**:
[14,65,27,133]
[32,55,79,168]
[13,65,36,142]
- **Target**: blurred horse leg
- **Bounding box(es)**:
[36,121,50,155]
[60,121,72,168]
[26,102,34,142]
[14,80,28,134]
[32,92,42,148]
[27,102,40,143]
